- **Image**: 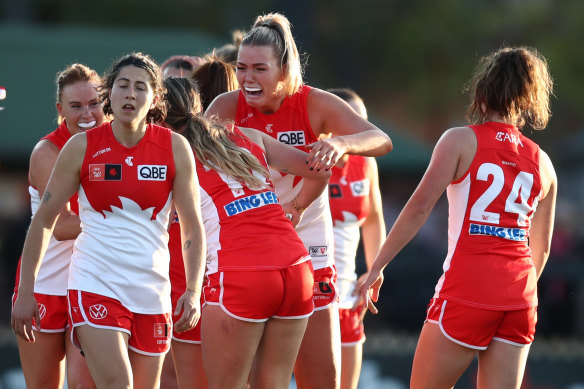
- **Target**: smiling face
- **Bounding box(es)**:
[236,45,286,114]
[109,65,156,127]
[57,81,105,135]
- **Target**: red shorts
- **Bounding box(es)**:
[339,305,366,346]
[171,288,203,343]
[68,290,172,355]
[203,260,314,321]
[312,266,338,311]
[12,290,68,333]
[426,298,537,349]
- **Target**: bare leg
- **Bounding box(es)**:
[340,344,362,389]
[172,341,208,389]
[159,352,179,389]
[477,340,530,389]
[410,322,477,389]
[294,306,342,389]
[201,305,264,389]
[250,317,308,389]
[65,327,97,389]
[75,325,132,389]
[129,349,165,389]
[17,331,66,389]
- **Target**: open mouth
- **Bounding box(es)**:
[122,104,135,112]
[244,86,262,97]
[78,121,97,129]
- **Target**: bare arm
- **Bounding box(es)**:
[306,89,393,171]
[29,139,81,241]
[360,158,386,270]
[530,149,557,279]
[204,90,239,122]
[12,134,85,342]
[359,127,475,313]
[240,127,332,225]
[171,134,207,333]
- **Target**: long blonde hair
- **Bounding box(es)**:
[163,77,269,189]
[241,13,304,96]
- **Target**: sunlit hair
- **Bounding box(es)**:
[55,63,101,124]
[465,46,553,130]
[99,52,167,124]
[241,12,304,96]
[214,29,245,65]
[192,55,239,111]
[163,77,269,189]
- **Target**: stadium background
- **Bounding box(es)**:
[1,0,583,387]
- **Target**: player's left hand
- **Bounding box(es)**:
[305,136,346,172]
[173,289,201,333]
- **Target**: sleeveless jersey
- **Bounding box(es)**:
[235,86,334,270]
[329,155,371,308]
[168,212,186,293]
[15,122,78,295]
[69,122,175,314]
[198,127,310,274]
[435,122,542,310]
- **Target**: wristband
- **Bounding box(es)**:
[292,196,306,213]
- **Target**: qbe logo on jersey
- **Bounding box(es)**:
[277,131,305,146]
[138,165,167,181]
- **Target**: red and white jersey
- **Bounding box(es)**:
[235,86,334,270]
[329,155,371,308]
[15,122,78,295]
[198,127,310,274]
[69,122,175,314]
[435,122,542,310]
[168,212,186,294]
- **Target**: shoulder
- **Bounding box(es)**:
[437,126,476,150]
[306,87,339,107]
[53,132,87,170]
[65,131,88,153]
[238,127,267,151]
[205,90,240,120]
[30,138,60,165]
[171,131,192,151]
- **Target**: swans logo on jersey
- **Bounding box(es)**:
[266,123,274,133]
[89,164,122,181]
[88,304,108,319]
[469,223,527,241]
[309,246,328,257]
[37,303,47,320]
[277,131,305,146]
[495,131,524,147]
[125,156,134,166]
[224,191,279,216]
[329,184,342,198]
[239,112,254,124]
[138,165,167,181]
[154,323,169,338]
[350,179,370,197]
